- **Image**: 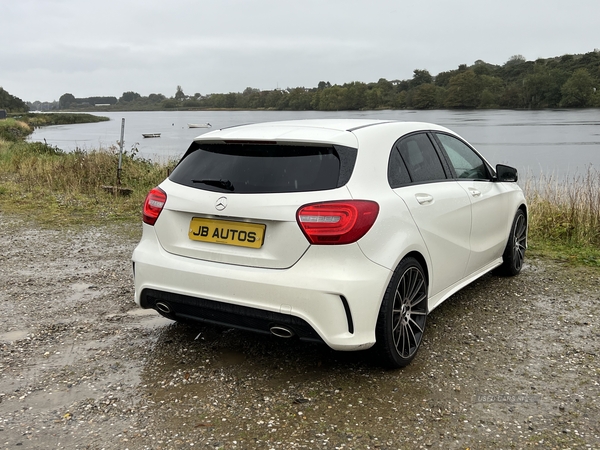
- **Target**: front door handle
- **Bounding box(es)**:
[468,188,481,197]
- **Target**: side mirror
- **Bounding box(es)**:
[496,164,518,182]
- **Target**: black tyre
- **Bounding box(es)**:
[496,209,527,277]
[375,257,428,368]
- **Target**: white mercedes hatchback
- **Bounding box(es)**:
[132,119,527,368]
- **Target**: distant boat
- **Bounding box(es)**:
[142,133,161,138]
[188,123,212,128]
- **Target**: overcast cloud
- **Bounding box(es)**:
[2,0,598,102]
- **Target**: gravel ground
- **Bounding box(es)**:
[1,212,599,450]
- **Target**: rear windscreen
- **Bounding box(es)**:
[169,143,356,193]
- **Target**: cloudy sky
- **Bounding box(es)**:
[2,0,598,102]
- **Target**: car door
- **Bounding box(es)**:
[389,132,472,299]
[433,132,511,275]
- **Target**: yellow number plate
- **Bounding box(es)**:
[189,218,265,249]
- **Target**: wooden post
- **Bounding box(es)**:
[117,118,125,193]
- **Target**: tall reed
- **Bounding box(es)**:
[0,139,174,223]
[1,141,169,193]
[524,166,600,248]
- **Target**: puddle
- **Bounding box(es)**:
[6,383,97,411]
[0,329,29,342]
[0,333,144,412]
[216,349,247,367]
[126,307,160,317]
[65,282,103,303]
[126,308,174,328]
[103,308,174,329]
[141,315,175,328]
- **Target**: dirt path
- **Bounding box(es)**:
[1,213,599,449]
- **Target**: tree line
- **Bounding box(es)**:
[0,87,29,113]
[4,50,599,114]
[171,52,600,110]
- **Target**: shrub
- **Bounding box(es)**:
[0,119,32,142]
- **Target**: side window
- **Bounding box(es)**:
[397,133,446,183]
[435,133,489,180]
[388,146,411,187]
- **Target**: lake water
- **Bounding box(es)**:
[27,109,600,179]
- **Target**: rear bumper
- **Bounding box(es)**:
[140,288,325,343]
[132,229,392,351]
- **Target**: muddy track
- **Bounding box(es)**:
[1,213,599,449]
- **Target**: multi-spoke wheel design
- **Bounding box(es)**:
[376,257,428,368]
[497,209,527,276]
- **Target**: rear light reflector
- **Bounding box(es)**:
[142,187,167,225]
[297,200,379,245]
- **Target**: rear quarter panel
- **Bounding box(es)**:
[346,123,432,274]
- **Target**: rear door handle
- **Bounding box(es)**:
[415,193,434,205]
[468,188,481,197]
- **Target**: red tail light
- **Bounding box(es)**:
[296,200,379,245]
[142,187,167,225]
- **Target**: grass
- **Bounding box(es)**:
[1,112,108,142]
[0,122,174,228]
[0,118,32,141]
[10,112,110,127]
[523,167,600,266]
[1,118,598,266]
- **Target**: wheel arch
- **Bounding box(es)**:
[518,203,528,248]
[374,250,430,368]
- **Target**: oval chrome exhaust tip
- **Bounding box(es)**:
[270,325,295,339]
[155,301,172,315]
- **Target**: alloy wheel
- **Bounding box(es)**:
[391,265,428,359]
[512,213,527,272]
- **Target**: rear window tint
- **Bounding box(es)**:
[397,133,446,183]
[170,143,356,193]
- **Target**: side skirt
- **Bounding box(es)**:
[427,257,503,313]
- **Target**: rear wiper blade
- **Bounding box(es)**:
[192,178,235,191]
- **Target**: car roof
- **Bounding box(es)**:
[193,119,454,148]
